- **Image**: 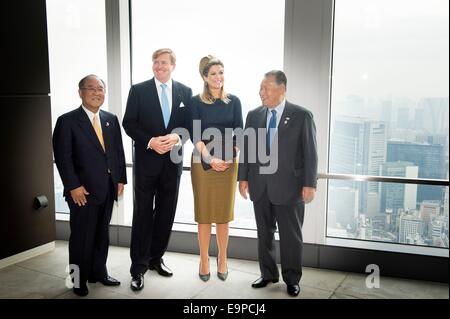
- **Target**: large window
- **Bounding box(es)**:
[47,0,108,214]
[130,0,285,229]
[328,0,449,248]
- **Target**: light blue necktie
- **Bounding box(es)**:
[160,83,170,128]
[266,109,277,153]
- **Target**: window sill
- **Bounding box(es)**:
[55,213,261,239]
[326,237,449,257]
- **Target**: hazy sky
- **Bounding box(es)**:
[332,0,449,100]
[132,0,285,114]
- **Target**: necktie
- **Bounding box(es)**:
[160,83,170,128]
[266,110,277,153]
[92,115,105,151]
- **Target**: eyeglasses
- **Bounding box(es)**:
[81,87,106,93]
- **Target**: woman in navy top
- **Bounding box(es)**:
[190,55,243,282]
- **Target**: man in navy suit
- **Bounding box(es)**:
[53,75,127,296]
[238,70,318,297]
[123,48,193,290]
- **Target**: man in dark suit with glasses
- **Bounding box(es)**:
[53,74,127,296]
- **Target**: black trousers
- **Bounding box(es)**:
[67,179,115,286]
[130,162,181,276]
[253,189,305,285]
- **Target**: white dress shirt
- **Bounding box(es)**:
[147,78,181,149]
[82,104,102,132]
[154,78,173,113]
[266,98,286,132]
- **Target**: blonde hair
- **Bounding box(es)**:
[199,55,230,104]
[152,48,176,64]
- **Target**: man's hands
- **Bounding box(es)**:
[71,183,125,207]
[118,183,124,197]
[239,181,249,200]
[149,134,179,154]
[301,187,316,204]
[239,183,315,203]
[70,186,90,206]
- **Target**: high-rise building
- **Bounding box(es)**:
[391,128,417,143]
[387,141,446,201]
[364,121,387,179]
[397,107,410,129]
[385,208,394,232]
[330,116,364,175]
[366,192,380,217]
[330,118,387,213]
[417,98,449,135]
[328,186,359,232]
[399,213,424,244]
[380,161,418,214]
[329,117,366,214]
[414,108,424,130]
[420,200,441,238]
[381,99,393,125]
[363,121,387,213]
[415,134,448,146]
[430,220,445,247]
[420,201,441,219]
[444,187,449,218]
[330,118,387,179]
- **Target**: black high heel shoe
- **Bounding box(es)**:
[199,259,210,282]
[217,257,228,281]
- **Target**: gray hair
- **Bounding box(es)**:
[78,74,106,89]
[264,70,287,88]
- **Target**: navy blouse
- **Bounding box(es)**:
[190,94,243,146]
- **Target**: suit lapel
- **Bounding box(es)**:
[77,107,106,154]
[100,110,111,153]
[168,81,181,130]
[254,107,269,161]
[145,78,166,131]
[256,102,294,153]
[276,102,294,149]
[257,107,268,129]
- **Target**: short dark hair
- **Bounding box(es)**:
[78,75,106,89]
[264,70,287,88]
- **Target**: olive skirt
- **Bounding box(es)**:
[191,155,238,224]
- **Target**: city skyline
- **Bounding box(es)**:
[328,93,449,248]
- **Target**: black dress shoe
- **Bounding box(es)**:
[287,284,301,297]
[130,274,144,291]
[73,285,89,297]
[89,275,121,286]
[149,259,173,277]
[251,277,279,288]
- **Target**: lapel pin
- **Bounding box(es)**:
[106,122,110,127]
[284,117,290,125]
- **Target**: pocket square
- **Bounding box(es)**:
[179,102,186,108]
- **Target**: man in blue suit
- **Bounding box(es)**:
[123,48,193,291]
[53,75,127,296]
